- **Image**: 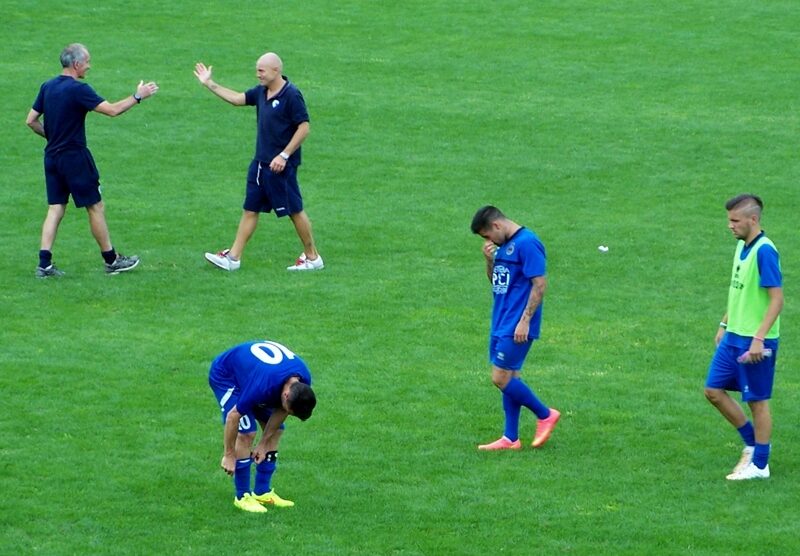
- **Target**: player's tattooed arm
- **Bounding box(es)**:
[513,276,546,343]
[522,276,547,321]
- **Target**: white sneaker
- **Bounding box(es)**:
[729,446,755,476]
[205,249,240,271]
[287,253,324,271]
[726,462,770,481]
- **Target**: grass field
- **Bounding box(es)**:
[2,1,799,554]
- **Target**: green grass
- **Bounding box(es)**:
[2,1,799,554]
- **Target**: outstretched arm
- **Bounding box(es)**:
[194,62,246,106]
[94,80,159,117]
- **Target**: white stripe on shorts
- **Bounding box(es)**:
[219,387,235,410]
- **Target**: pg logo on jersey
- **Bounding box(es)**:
[492,265,511,294]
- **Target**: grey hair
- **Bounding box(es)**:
[60,43,89,68]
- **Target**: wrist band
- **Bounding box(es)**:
[719,322,727,329]
[133,94,142,104]
[279,151,290,160]
[753,335,765,342]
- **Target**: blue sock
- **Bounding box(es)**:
[39,249,52,269]
[502,392,521,442]
[503,378,550,420]
[753,443,770,469]
[254,453,278,495]
[737,422,755,446]
[234,458,252,499]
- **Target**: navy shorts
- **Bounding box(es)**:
[208,361,283,433]
[489,336,534,371]
[705,341,778,401]
[243,160,303,217]
[44,148,101,208]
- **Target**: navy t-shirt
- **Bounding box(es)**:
[244,78,309,165]
[32,76,105,154]
[212,340,312,416]
[490,227,547,339]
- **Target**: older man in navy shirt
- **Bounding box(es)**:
[26,43,158,276]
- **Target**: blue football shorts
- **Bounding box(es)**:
[489,336,533,371]
[243,160,303,217]
[44,148,101,208]
[705,341,778,402]
[208,361,282,433]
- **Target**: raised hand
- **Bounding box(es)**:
[194,62,212,85]
[135,80,159,100]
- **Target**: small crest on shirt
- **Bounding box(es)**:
[272,99,280,108]
[506,243,515,256]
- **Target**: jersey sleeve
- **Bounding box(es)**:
[244,86,261,106]
[32,84,45,113]
[757,244,782,288]
[521,237,546,279]
[78,83,105,110]
[288,88,310,124]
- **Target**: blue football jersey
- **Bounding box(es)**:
[490,227,546,339]
[211,340,312,415]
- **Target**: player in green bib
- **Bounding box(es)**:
[704,194,783,480]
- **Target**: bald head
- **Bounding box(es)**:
[257,52,283,71]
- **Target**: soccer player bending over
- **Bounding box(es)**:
[209,340,317,512]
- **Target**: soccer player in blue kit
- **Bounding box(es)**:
[194,52,324,272]
[471,206,560,451]
[26,43,158,277]
[209,340,317,513]
[704,194,783,480]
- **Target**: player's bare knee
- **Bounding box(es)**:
[236,431,256,449]
[491,369,511,389]
[704,387,722,404]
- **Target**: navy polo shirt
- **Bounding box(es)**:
[244,78,309,165]
[32,76,105,155]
